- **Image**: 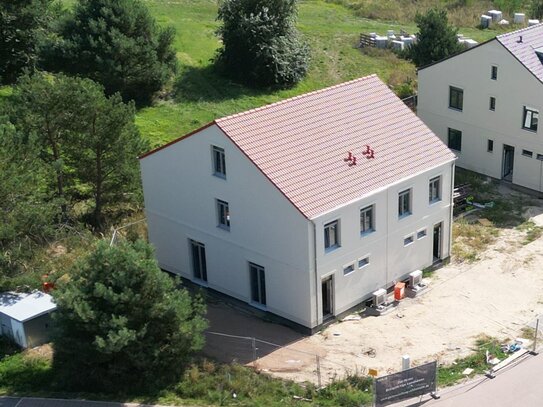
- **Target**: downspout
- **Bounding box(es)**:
[449,161,456,258]
[312,220,319,329]
[385,187,389,288]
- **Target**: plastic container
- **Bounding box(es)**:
[394,282,406,300]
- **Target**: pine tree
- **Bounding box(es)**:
[52,240,208,392]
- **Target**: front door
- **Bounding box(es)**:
[433,222,442,262]
[502,145,515,181]
[321,276,333,319]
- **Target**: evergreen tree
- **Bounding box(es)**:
[52,240,207,392]
[531,0,543,19]
[0,0,54,84]
[43,0,177,106]
[215,0,310,88]
[6,73,148,229]
[409,8,463,67]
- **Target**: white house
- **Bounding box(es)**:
[418,24,543,191]
[139,74,456,332]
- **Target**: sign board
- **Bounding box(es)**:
[374,361,437,407]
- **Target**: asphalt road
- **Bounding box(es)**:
[393,352,543,407]
[0,398,182,407]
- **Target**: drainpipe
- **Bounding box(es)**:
[385,187,389,288]
[449,162,455,258]
[311,220,319,328]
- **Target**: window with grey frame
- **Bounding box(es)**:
[429,176,441,203]
[398,189,411,218]
[212,145,226,177]
[487,139,494,152]
[449,86,463,111]
[489,97,496,111]
[491,65,498,80]
[360,205,374,235]
[523,107,539,132]
[324,220,340,250]
[190,240,207,282]
[216,199,230,230]
[249,263,266,305]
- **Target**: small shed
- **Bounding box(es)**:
[0,291,56,348]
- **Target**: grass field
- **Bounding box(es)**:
[136,0,500,147]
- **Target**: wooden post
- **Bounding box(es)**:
[316,355,322,388]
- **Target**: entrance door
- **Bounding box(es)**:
[321,276,334,319]
[502,145,515,181]
[433,222,442,262]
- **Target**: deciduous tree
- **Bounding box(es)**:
[215,0,310,88]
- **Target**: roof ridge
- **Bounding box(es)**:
[497,22,543,40]
[215,74,379,124]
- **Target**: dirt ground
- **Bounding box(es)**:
[204,187,543,385]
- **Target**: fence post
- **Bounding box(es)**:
[252,337,257,366]
[316,355,322,388]
[531,318,539,355]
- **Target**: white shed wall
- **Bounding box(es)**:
[418,40,543,190]
[11,319,26,348]
[140,125,314,327]
[312,162,454,325]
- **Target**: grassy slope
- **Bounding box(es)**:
[137,0,498,148]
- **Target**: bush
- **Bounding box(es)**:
[215,0,310,88]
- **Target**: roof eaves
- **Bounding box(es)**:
[138,121,216,160]
[496,37,543,87]
[213,121,310,221]
[417,38,496,72]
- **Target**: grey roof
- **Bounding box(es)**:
[0,291,56,322]
[497,23,543,84]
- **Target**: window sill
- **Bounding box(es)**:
[450,148,461,153]
[429,199,442,206]
[325,245,340,254]
[250,301,267,311]
[404,241,414,247]
[213,172,226,179]
[448,107,463,112]
[358,263,370,270]
[193,279,209,287]
[398,213,412,220]
[522,127,538,133]
[360,230,375,238]
[217,225,230,232]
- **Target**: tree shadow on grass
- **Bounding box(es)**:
[173,64,271,104]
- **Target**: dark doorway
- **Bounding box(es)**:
[502,144,515,181]
[321,276,334,319]
[433,222,442,262]
[190,240,207,282]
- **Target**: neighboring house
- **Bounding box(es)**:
[139,74,456,332]
[0,291,56,348]
[418,24,543,191]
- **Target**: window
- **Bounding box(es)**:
[449,86,463,111]
[488,139,494,152]
[358,256,370,269]
[491,65,498,80]
[343,263,355,275]
[522,149,533,158]
[417,229,427,239]
[190,240,207,282]
[489,97,496,111]
[523,107,539,131]
[324,220,340,250]
[448,128,462,152]
[212,146,226,177]
[398,189,412,218]
[537,154,543,161]
[216,199,230,230]
[360,205,374,235]
[429,176,441,203]
[404,235,414,246]
[249,263,266,306]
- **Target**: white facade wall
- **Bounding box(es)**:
[312,162,454,325]
[140,125,315,327]
[418,40,543,191]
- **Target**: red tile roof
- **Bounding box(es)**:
[497,23,543,84]
[215,75,455,218]
[141,75,455,219]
